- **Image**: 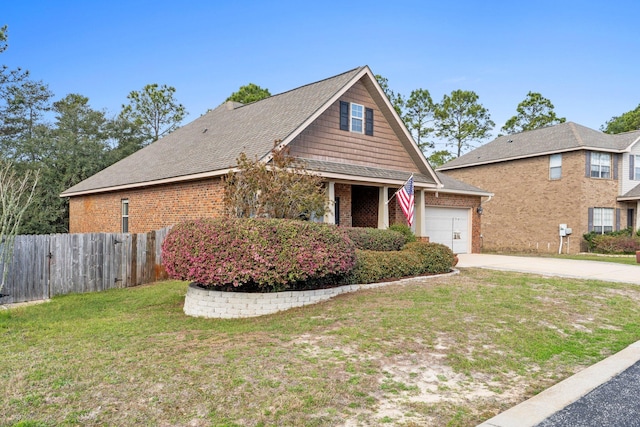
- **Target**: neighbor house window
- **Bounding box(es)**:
[633,155,640,180]
[590,152,611,178]
[592,207,613,234]
[121,199,129,233]
[339,101,374,136]
[549,154,562,179]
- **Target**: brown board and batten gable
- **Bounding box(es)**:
[289,79,417,172]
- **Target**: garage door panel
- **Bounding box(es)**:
[425,207,470,254]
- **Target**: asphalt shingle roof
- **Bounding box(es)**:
[435,172,492,195]
[62,67,366,195]
[621,183,640,199]
[438,122,640,170]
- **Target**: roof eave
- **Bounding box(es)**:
[312,170,438,188]
[427,188,494,197]
[438,146,629,171]
[618,196,640,202]
[60,168,234,198]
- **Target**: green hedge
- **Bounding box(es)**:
[343,227,406,251]
[584,228,640,254]
[347,241,455,284]
[388,223,417,243]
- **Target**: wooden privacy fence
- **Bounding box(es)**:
[0,227,172,305]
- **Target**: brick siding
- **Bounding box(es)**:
[69,178,226,233]
[334,183,352,227]
[69,178,484,253]
[443,151,627,254]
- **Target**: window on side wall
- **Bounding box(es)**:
[634,155,640,180]
[549,154,562,180]
[592,207,613,234]
[121,199,129,233]
[590,152,611,179]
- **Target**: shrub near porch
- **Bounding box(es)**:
[161,218,356,292]
[162,218,457,295]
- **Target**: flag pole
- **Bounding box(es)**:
[386,174,414,205]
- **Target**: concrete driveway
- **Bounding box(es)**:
[458,254,640,427]
[457,254,640,285]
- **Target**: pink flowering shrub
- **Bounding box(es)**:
[162,218,356,292]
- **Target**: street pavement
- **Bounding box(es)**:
[455,254,640,427]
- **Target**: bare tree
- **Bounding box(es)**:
[223,143,327,220]
[0,161,38,295]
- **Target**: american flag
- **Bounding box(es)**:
[396,175,414,226]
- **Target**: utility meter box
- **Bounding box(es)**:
[559,224,572,237]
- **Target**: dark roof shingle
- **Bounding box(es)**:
[438,122,640,170]
[62,67,365,195]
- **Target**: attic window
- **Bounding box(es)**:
[351,103,364,133]
[340,101,374,136]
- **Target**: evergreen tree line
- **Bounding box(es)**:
[0,26,185,234]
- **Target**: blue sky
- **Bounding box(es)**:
[3,0,639,152]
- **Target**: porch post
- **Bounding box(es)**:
[414,189,426,237]
[324,181,335,224]
[637,201,640,232]
[378,186,389,229]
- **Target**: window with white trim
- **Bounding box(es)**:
[339,101,374,135]
[592,207,613,234]
[121,199,129,233]
[549,154,562,180]
[634,155,640,180]
[350,103,364,133]
[590,152,611,178]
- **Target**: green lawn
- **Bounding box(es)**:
[2,269,640,426]
[555,253,639,265]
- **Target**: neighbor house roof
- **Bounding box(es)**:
[619,183,640,201]
[438,122,640,171]
[434,172,493,196]
[62,66,444,197]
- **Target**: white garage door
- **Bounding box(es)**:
[425,207,470,254]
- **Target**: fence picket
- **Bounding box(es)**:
[0,226,172,304]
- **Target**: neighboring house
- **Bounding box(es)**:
[438,121,640,254]
[61,66,491,253]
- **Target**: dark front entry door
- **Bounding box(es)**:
[351,185,378,228]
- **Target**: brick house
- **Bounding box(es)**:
[438,122,640,254]
[62,66,491,253]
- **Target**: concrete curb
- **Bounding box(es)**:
[477,340,640,427]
